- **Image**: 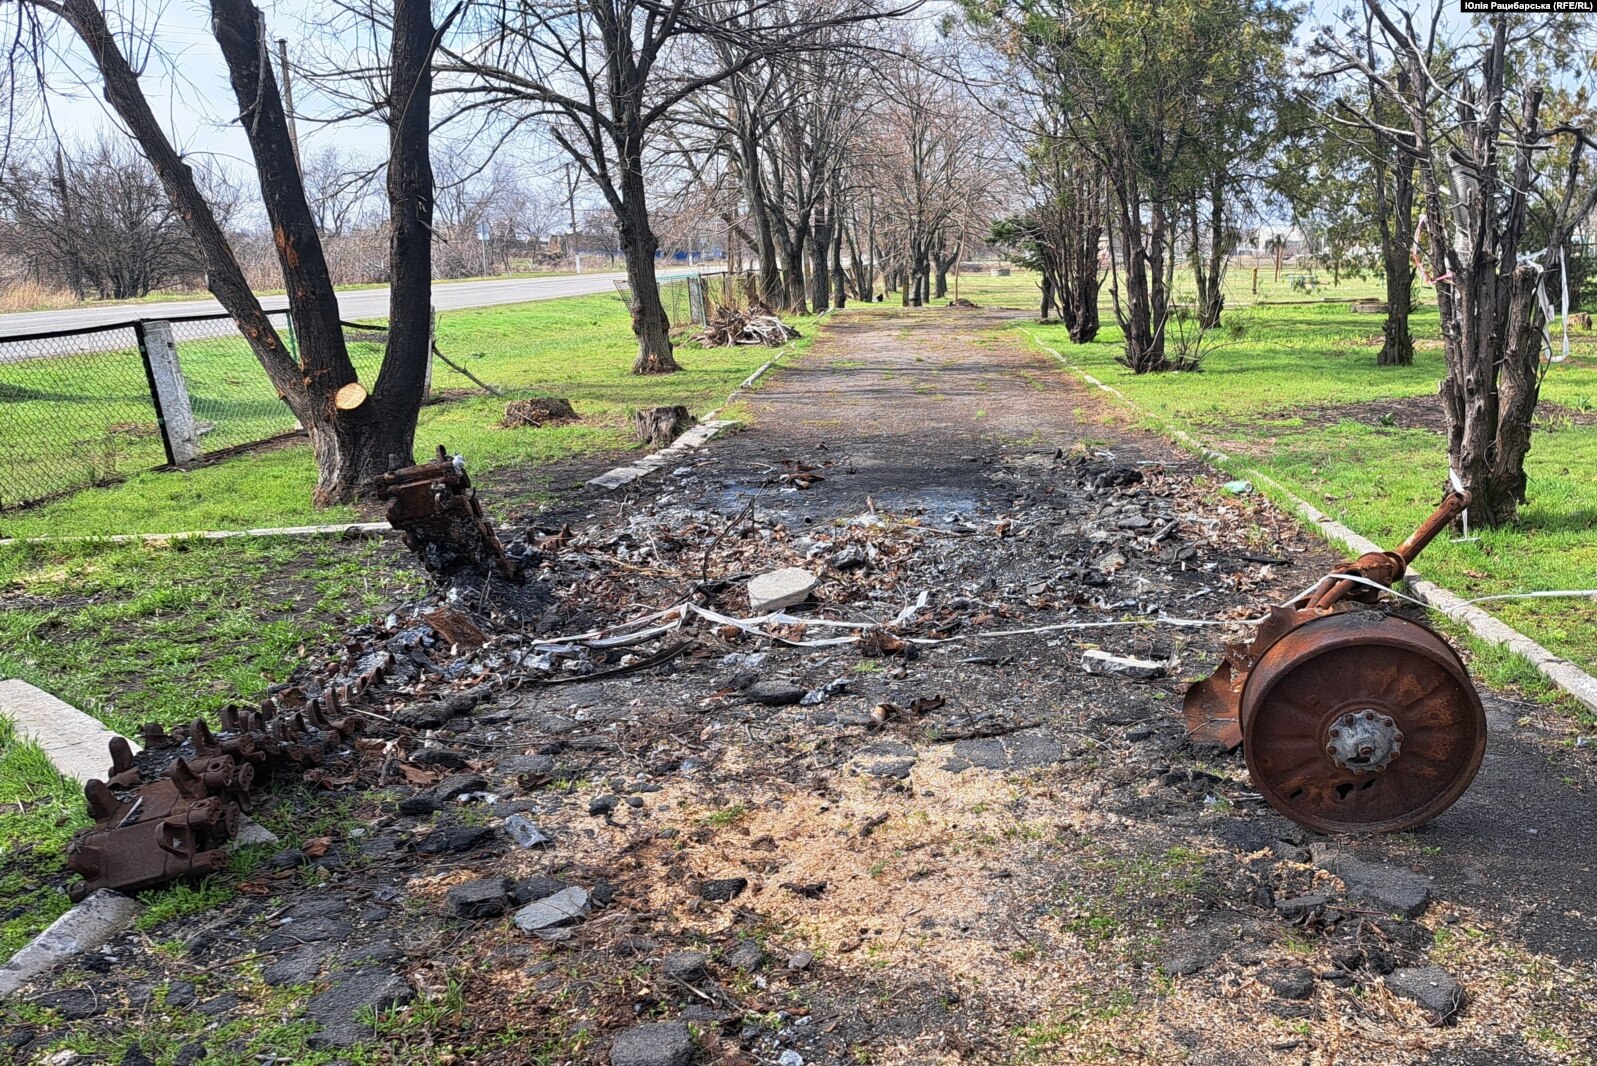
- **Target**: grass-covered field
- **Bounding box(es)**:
[0,292,814,537]
[989,269,1597,688]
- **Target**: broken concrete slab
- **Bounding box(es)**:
[0,890,139,997]
[512,886,590,933]
[445,877,511,920]
[1385,965,1463,1021]
[0,679,136,783]
[746,568,819,613]
[944,729,1063,773]
[303,970,414,1048]
[609,1021,694,1066]
[1311,844,1432,918]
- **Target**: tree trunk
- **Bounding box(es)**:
[809,211,831,312]
[780,238,809,315]
[617,162,678,374]
[1483,264,1546,520]
[1112,172,1165,372]
[361,0,439,488]
[830,221,846,309]
[1375,145,1416,367]
[1198,179,1227,329]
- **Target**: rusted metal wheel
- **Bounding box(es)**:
[1241,611,1486,834]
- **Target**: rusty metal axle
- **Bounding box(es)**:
[1182,490,1487,834]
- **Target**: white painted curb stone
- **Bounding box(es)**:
[0,522,397,549]
[0,890,140,997]
[0,679,133,784]
[587,419,738,491]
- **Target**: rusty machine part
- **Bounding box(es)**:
[66,655,389,901]
[374,446,522,579]
[1183,491,1487,834]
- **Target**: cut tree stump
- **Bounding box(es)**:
[335,382,369,411]
[633,405,695,447]
[502,398,578,428]
[1350,299,1388,314]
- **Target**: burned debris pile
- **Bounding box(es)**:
[58,441,1485,907]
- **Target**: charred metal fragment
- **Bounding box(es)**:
[65,656,381,902]
[1182,491,1486,834]
[373,446,522,579]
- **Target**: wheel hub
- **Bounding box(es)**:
[1325,709,1403,774]
[1239,610,1486,834]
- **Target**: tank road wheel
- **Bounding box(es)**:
[1240,611,1486,834]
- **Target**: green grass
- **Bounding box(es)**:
[0,538,420,739]
[0,715,85,962]
[1012,274,1597,691]
[0,536,421,964]
[2,292,814,537]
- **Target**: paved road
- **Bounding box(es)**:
[0,271,630,338]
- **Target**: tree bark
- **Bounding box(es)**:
[809,208,832,312]
[830,219,847,309]
[1484,264,1545,519]
[618,157,678,374]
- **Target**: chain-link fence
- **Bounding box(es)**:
[167,313,391,457]
[618,269,766,329]
[0,312,410,511]
[0,324,166,510]
[170,312,300,456]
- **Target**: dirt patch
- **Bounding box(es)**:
[1263,395,1597,436]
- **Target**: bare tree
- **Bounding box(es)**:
[1321,6,1597,526]
[301,145,381,238]
[869,58,992,307]
[439,0,901,372]
[7,0,448,503]
[0,136,207,298]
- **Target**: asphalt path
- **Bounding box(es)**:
[0,271,631,340]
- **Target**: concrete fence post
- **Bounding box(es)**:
[426,307,436,400]
[134,319,201,466]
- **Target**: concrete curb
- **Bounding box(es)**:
[586,419,740,491]
[1019,327,1597,719]
[0,890,139,997]
[586,335,797,493]
[0,679,138,783]
[0,522,397,550]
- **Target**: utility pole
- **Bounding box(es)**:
[276,38,301,171]
[564,164,582,273]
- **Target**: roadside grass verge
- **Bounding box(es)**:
[0,292,814,538]
[1019,293,1597,693]
[0,536,422,963]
